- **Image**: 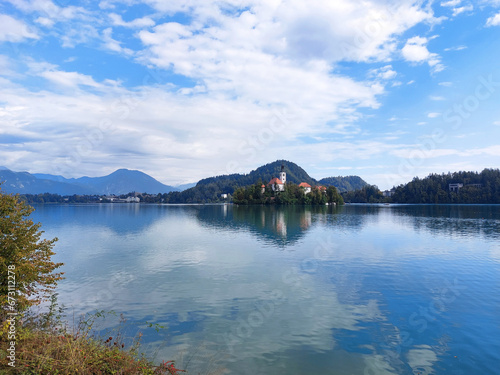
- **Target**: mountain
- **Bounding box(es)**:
[1,169,177,195]
[163,160,369,203]
[197,160,316,188]
[73,169,177,195]
[318,176,368,192]
[0,169,95,195]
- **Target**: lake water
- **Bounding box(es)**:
[31,204,500,375]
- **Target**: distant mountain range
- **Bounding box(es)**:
[0,161,369,199]
[0,168,178,195]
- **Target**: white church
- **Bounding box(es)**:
[265,164,319,195]
[267,164,287,192]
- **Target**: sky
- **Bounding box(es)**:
[1,0,500,189]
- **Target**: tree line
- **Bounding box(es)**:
[341,169,500,204]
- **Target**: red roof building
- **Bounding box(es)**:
[268,177,284,192]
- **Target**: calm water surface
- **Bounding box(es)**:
[31,204,500,375]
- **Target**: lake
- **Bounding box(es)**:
[31,204,500,375]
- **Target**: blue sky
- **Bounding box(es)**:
[1,0,500,189]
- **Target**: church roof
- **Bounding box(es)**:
[268,177,283,185]
[298,182,311,188]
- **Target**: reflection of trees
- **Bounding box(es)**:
[389,205,500,239]
[32,203,200,235]
[196,205,336,247]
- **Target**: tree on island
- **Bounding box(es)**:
[0,186,63,316]
[233,182,344,205]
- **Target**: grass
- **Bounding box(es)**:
[0,297,185,375]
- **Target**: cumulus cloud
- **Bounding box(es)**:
[486,12,500,26]
[369,65,398,80]
[401,36,444,72]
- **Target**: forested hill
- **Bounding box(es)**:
[318,176,368,192]
[163,160,367,203]
[197,160,316,187]
[390,168,500,204]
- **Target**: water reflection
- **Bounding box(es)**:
[389,204,500,240]
[196,205,324,247]
[28,204,500,375]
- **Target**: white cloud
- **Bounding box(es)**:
[486,12,500,26]
[39,70,103,88]
[109,13,155,28]
[440,0,473,17]
[60,24,100,48]
[35,17,55,27]
[402,36,444,72]
[102,28,134,55]
[439,81,453,86]
[140,1,434,65]
[429,95,446,101]
[444,45,467,51]
[494,121,500,126]
[441,0,461,6]
[463,145,500,156]
[0,14,39,42]
[427,112,441,118]
[6,0,89,22]
[369,65,397,80]
[452,5,473,16]
[138,16,384,125]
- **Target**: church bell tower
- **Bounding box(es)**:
[279,164,286,184]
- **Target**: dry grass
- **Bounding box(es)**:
[0,328,185,375]
[0,300,184,375]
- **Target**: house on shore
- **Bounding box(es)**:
[449,183,482,192]
[449,183,464,192]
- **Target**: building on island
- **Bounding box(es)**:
[268,177,285,192]
[298,182,312,194]
[268,164,286,192]
[266,165,328,195]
